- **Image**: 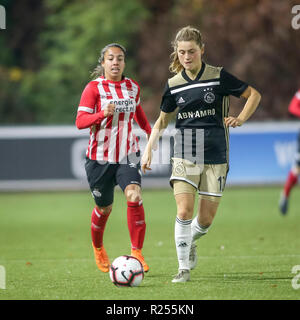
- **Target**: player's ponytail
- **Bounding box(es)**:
[91,43,126,79]
[169,26,204,74]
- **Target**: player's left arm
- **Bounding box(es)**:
[132,81,152,139]
[224,86,261,128]
[141,110,175,173]
[134,105,152,140]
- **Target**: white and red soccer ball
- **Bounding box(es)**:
[109,255,144,287]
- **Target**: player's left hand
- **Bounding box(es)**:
[224,117,243,128]
[141,148,152,174]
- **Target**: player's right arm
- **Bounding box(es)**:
[141,110,174,173]
[75,81,115,129]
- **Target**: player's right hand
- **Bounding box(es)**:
[104,103,115,117]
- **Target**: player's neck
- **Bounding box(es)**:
[104,73,123,82]
[185,62,202,80]
[105,76,122,82]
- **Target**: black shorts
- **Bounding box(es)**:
[85,157,142,207]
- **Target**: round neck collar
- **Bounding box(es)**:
[100,75,126,83]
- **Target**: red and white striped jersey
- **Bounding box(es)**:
[76,76,151,163]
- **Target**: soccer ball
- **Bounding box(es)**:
[109,255,144,287]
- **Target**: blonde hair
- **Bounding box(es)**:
[169,26,204,74]
[91,43,126,79]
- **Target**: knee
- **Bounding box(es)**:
[96,205,112,215]
[292,165,300,175]
[197,218,212,228]
[197,200,219,226]
[197,211,215,227]
[125,185,142,203]
[177,207,194,220]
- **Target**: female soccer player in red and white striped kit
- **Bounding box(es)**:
[76,43,151,273]
[279,88,300,215]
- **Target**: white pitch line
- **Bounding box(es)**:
[152,254,300,260]
[1,254,300,263]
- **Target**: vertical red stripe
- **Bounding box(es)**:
[103,119,113,161]
[124,80,133,155]
[131,79,140,104]
[102,81,113,99]
[116,113,125,162]
[86,139,91,158]
[127,113,134,154]
[114,83,124,162]
[125,79,134,98]
[89,92,102,160]
[114,83,124,99]
[102,80,113,161]
[125,80,138,155]
[90,125,101,160]
[126,80,139,155]
[89,83,103,160]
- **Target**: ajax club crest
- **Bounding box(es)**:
[204,92,215,104]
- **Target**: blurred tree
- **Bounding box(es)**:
[0,0,147,124]
[20,0,148,123]
[0,0,46,123]
[199,0,300,120]
[138,0,300,121]
[136,0,176,120]
[0,0,299,124]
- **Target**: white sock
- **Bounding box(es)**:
[175,217,192,270]
[191,217,209,243]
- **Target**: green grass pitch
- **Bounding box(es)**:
[0,186,299,300]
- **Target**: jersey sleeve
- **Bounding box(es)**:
[134,105,151,135]
[160,82,177,113]
[288,90,300,118]
[135,84,141,106]
[77,81,98,113]
[219,68,248,97]
[131,80,151,134]
[75,81,105,129]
